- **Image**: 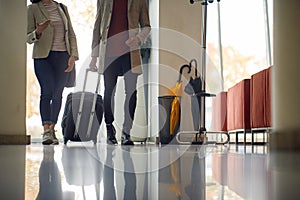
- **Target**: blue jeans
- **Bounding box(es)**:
[104,54,138,134]
[34,51,69,126]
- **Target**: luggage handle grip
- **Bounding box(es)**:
[86,68,98,73]
[82,68,101,94]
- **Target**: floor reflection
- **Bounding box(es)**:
[1,143,294,199]
[158,146,206,199]
[36,146,64,200]
[61,145,101,199]
[211,146,269,200]
[184,152,205,199]
[103,147,116,200]
[122,146,137,200]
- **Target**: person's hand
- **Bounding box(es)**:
[65,56,76,72]
[36,20,51,37]
[89,56,98,72]
[125,36,141,49]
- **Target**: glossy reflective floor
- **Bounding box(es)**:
[1,142,300,200]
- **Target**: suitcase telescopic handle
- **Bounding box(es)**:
[75,68,102,137]
[82,68,101,94]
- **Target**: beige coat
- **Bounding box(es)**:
[91,0,151,74]
[27,2,79,60]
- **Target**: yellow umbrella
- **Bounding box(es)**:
[169,97,180,135]
[168,81,183,97]
[168,64,191,135]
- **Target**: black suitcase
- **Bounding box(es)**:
[61,69,103,144]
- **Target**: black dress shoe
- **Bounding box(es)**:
[121,132,134,145]
[107,135,118,145]
[106,124,118,145]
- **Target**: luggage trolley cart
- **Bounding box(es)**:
[176,0,229,145]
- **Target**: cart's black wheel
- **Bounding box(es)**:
[93,139,97,144]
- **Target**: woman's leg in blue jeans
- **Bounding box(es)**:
[48,52,69,125]
[34,51,69,126]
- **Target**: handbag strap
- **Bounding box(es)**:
[59,3,66,14]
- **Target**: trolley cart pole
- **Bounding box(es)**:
[176,0,229,145]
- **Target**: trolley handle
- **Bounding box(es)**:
[82,68,101,94]
[75,68,101,137]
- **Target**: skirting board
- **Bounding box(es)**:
[270,130,300,151]
[0,135,31,145]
